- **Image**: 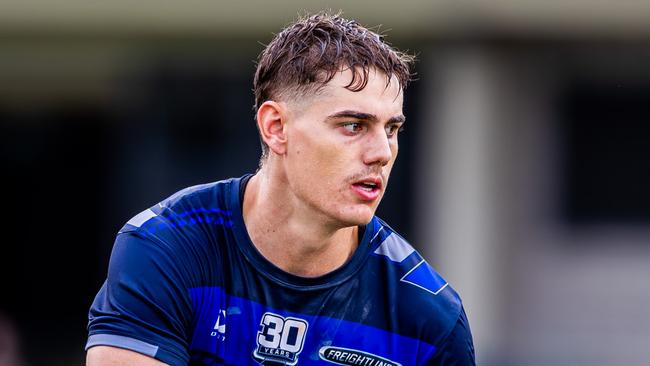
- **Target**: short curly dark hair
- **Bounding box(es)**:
[253,12,415,160]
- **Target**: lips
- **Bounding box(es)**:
[351,177,383,201]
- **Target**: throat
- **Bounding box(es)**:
[249,216,359,277]
[242,172,361,277]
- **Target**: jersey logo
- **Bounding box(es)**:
[319,346,401,366]
[210,309,226,340]
[253,312,309,365]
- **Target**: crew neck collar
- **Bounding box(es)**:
[227,174,379,290]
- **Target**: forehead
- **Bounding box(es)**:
[323,68,403,102]
[290,68,403,117]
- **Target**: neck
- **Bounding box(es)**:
[242,168,359,277]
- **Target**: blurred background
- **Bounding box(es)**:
[2,1,650,365]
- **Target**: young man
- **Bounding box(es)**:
[86,13,475,366]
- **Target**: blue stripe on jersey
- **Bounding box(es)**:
[401,260,449,296]
[188,286,437,366]
[371,222,449,297]
[120,206,234,234]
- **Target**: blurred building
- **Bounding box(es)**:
[2,1,650,365]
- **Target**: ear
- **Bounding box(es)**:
[256,101,288,156]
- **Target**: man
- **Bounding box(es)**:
[86,12,475,366]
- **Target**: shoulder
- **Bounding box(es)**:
[114,177,243,275]
[87,177,248,366]
[117,177,243,243]
[370,218,464,347]
[119,178,237,236]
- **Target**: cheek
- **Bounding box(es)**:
[291,130,346,170]
[287,131,337,191]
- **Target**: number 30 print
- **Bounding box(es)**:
[257,313,309,353]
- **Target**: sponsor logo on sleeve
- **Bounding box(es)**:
[319,346,401,366]
[252,312,309,365]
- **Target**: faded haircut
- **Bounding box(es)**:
[253,11,415,161]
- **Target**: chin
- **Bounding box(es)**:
[335,205,376,227]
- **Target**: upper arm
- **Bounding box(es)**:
[86,232,195,366]
[429,306,476,365]
[87,346,169,366]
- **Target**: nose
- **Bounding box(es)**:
[363,128,393,167]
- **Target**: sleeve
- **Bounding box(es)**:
[86,232,195,366]
[429,306,476,366]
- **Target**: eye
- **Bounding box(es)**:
[341,122,365,134]
[385,124,404,137]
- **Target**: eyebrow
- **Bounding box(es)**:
[326,110,406,124]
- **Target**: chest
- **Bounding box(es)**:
[186,286,435,366]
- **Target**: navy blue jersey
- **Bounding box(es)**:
[86,175,475,366]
